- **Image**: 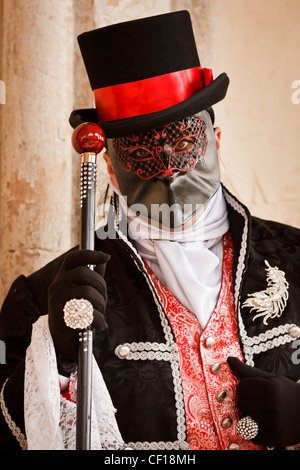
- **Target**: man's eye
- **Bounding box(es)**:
[127,147,151,159]
[175,137,196,152]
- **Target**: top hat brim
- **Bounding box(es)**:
[69,72,229,138]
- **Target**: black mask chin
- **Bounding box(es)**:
[107,110,221,228]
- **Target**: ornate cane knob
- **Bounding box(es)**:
[72,122,106,155]
[64,298,94,330]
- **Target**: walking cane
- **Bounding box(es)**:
[68,122,105,450]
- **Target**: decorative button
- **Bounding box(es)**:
[289,326,300,338]
[228,442,240,450]
[222,417,233,429]
[115,345,130,359]
[204,336,215,348]
[216,390,227,402]
[210,363,221,374]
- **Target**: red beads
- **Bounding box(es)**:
[72,122,106,155]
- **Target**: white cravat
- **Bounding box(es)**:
[115,184,229,328]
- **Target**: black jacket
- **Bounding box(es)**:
[1,186,300,450]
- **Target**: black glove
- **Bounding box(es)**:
[228,356,300,448]
[48,249,109,376]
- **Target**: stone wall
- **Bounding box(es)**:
[0,0,75,303]
[214,0,300,226]
[0,0,299,303]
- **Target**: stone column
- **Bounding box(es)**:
[0,0,74,303]
[0,0,218,304]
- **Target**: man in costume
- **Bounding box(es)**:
[1,10,300,451]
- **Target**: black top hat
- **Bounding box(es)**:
[70,10,229,138]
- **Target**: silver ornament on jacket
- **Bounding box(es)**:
[242,260,289,325]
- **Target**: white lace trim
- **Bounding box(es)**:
[24,315,124,450]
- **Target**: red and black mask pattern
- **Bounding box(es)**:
[107,111,220,228]
[113,117,207,180]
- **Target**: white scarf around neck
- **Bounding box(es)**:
[114,183,229,328]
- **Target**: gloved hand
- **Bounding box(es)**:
[228,356,300,448]
[48,249,110,376]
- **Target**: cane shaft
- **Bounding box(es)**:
[77,329,93,449]
[71,123,105,450]
[76,155,97,450]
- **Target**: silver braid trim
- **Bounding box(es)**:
[113,198,188,449]
[123,440,189,451]
[0,379,27,450]
[223,188,300,366]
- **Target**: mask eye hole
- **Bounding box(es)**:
[174,137,196,153]
[126,147,152,160]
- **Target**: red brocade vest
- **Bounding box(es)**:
[145,232,263,450]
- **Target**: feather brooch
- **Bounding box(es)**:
[242,260,289,325]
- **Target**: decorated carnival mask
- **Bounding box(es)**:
[107,110,220,228]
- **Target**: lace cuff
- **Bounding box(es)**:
[24,315,124,450]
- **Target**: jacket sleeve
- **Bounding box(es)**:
[0,275,42,449]
[0,251,68,449]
